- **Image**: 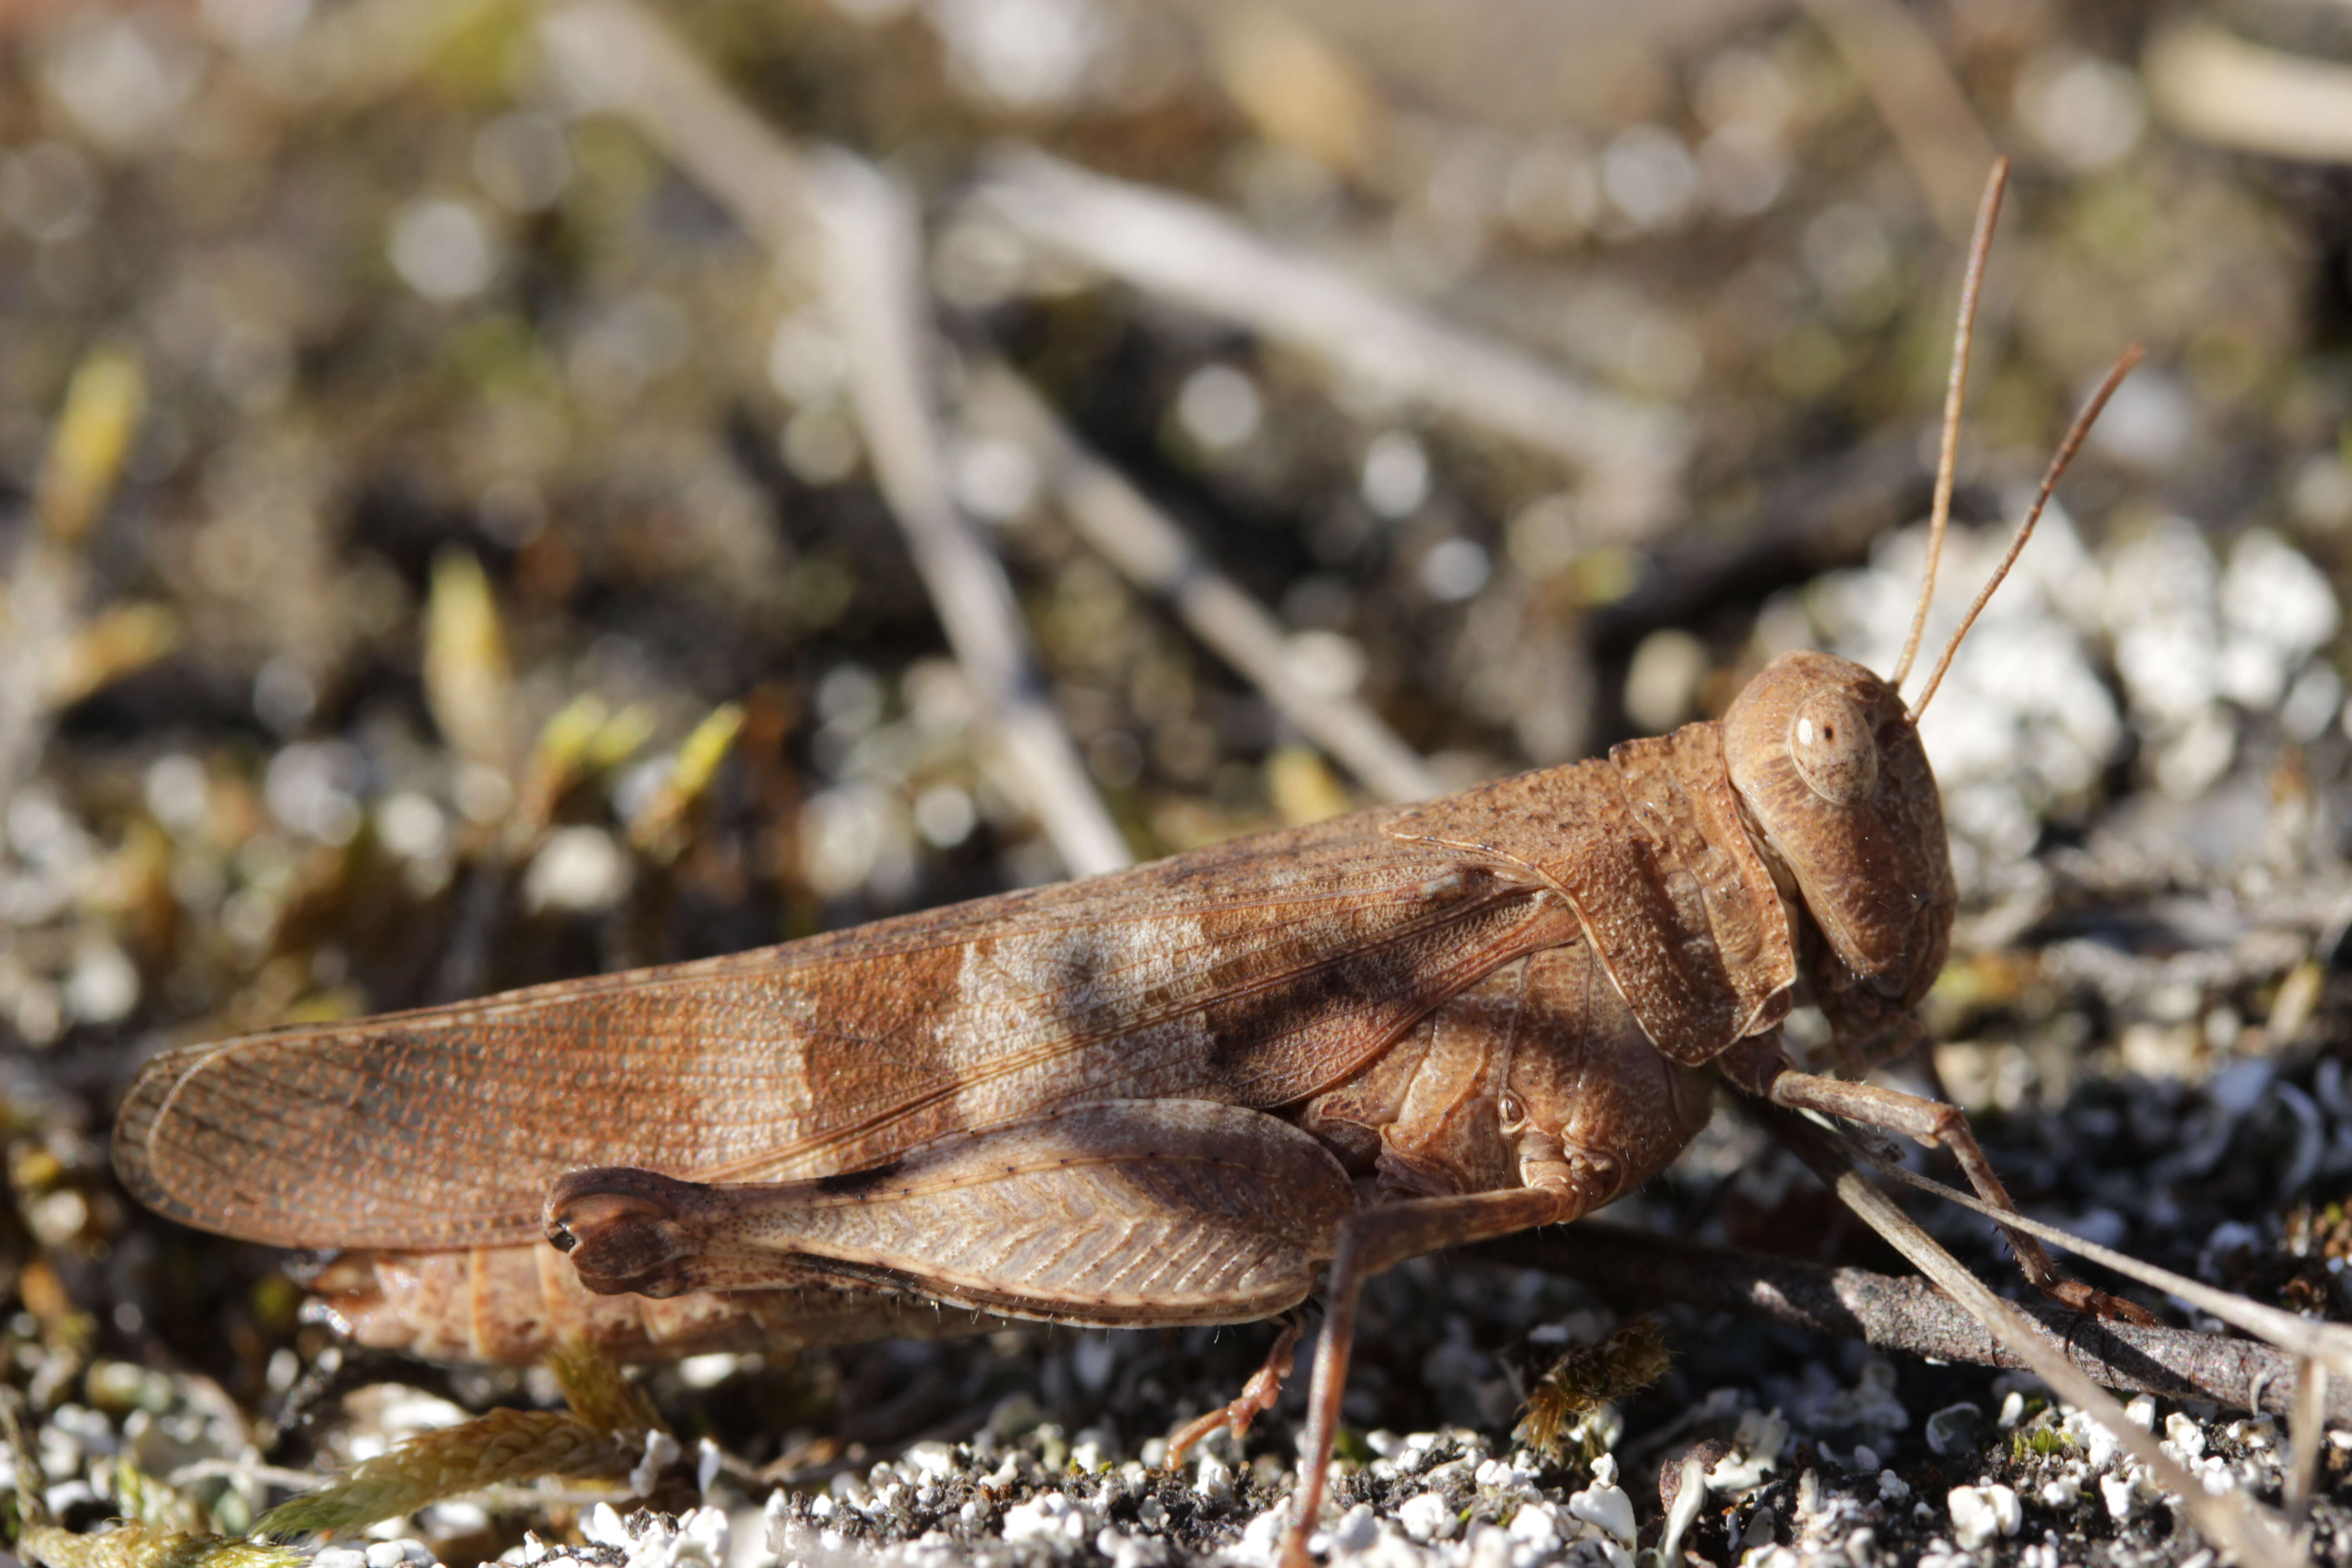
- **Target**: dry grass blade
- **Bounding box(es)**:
[34,349,144,548]
[49,605,179,711]
[1771,1109,2301,1567]
[1794,0,2000,241]
[2147,22,2352,165]
[540,0,1129,879]
[0,348,148,803]
[1852,1149,2352,1379]
[422,548,515,779]
[806,148,1132,877]
[1479,1223,2351,1421]
[251,1409,634,1540]
[540,0,808,248]
[19,1525,301,1568]
[626,701,746,860]
[2289,1359,2329,1531]
[965,365,1439,804]
[968,146,1690,535]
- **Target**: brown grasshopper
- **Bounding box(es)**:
[114,165,2161,1563]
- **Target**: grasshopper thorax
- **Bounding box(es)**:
[1721,650,1955,1039]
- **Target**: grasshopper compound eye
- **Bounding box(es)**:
[1788,690,1877,806]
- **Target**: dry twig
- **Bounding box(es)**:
[1480,1222,2352,1425]
[1767,1110,2298,1566]
[963,365,1439,804]
[967,147,1690,535]
[808,152,1133,875]
[539,0,1129,877]
[1795,0,1999,242]
[2146,22,2352,166]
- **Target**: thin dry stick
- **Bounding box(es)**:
[240,0,499,114]
[1847,1150,2352,1380]
[1794,0,2001,243]
[540,2,810,249]
[539,0,1129,878]
[2288,1359,2328,1531]
[968,147,1690,535]
[1910,344,2144,719]
[1890,158,2007,692]
[1478,1223,2352,1424]
[808,152,1132,875]
[2147,22,2352,166]
[1767,1110,2298,1568]
[964,365,1440,804]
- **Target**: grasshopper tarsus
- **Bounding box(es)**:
[2041,1279,2161,1328]
[1163,1313,1304,1467]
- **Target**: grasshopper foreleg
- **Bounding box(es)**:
[1724,1039,2156,1325]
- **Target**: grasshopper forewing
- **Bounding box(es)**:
[113,162,2233,1566]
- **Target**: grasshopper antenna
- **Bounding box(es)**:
[1891,157,2010,692]
[1908,342,2144,720]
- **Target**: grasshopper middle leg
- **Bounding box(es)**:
[1166,1313,1305,1466]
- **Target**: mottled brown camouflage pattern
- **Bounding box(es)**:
[113,650,1950,1363]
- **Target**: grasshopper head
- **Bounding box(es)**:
[1722,650,1955,1043]
[1708,165,2136,1064]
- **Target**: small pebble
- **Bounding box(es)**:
[1234,1507,1287,1563]
[675,1507,730,1563]
[1194,1450,1234,1504]
[1506,1500,1558,1551]
[1566,1478,1635,1545]
[1001,1492,1084,1547]
[1324,1503,1380,1555]
[1396,1490,1455,1543]
[1925,1402,1985,1458]
[1947,1482,2020,1548]
[581,1504,629,1547]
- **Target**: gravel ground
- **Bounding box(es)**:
[6,1,2352,1565]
